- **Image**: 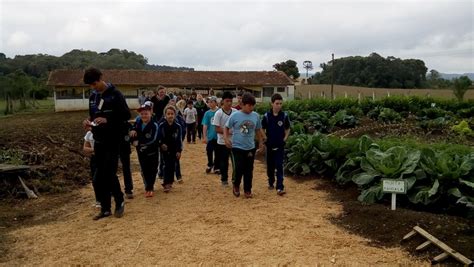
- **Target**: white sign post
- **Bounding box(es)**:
[382,179,407,211]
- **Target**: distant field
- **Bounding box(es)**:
[295,84,474,100]
[0,98,54,117]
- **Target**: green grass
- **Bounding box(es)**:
[0,98,54,117]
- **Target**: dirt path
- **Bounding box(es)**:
[2,142,425,265]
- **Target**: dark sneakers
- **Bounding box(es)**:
[206,167,212,174]
[114,202,125,218]
[268,185,275,190]
[244,192,253,198]
[277,189,286,196]
[125,191,134,199]
[93,211,111,221]
[232,186,240,197]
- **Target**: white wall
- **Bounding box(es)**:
[55,98,140,112]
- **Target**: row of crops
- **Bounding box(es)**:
[256,96,474,136]
[256,96,474,216]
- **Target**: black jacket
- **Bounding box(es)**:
[88,84,131,144]
[132,118,159,155]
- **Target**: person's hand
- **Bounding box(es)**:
[83,119,92,129]
[202,137,207,144]
[94,117,107,125]
[176,152,181,160]
[83,147,93,156]
[225,138,232,149]
[161,144,168,151]
[129,130,137,138]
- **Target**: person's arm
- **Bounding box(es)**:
[224,115,233,148]
[202,112,209,144]
[176,124,183,159]
[83,141,94,155]
[213,111,224,134]
[284,112,291,142]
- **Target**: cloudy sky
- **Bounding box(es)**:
[1,0,473,73]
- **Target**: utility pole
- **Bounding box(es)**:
[331,53,335,99]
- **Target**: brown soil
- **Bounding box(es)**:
[0,112,471,265]
[0,139,423,265]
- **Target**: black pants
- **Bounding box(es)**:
[90,155,99,202]
[231,148,256,193]
[119,141,133,193]
[206,139,218,169]
[266,146,285,190]
[93,142,124,213]
[163,151,177,185]
[137,150,159,191]
[186,122,196,143]
[217,144,231,182]
[197,123,203,139]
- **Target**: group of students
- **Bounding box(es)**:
[82,67,290,220]
[202,91,290,198]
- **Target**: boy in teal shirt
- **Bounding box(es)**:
[202,96,219,174]
[224,93,264,198]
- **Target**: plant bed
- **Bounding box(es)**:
[313,179,474,265]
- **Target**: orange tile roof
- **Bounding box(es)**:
[47,69,294,87]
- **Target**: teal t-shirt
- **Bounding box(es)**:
[225,111,261,150]
[202,109,218,141]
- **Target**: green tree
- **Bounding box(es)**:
[453,76,472,101]
[273,60,300,79]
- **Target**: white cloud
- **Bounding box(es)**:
[0,0,472,73]
[6,31,31,47]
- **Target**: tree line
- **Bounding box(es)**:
[273,53,472,100]
[0,49,193,114]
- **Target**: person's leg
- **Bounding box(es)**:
[206,141,213,168]
[186,123,192,143]
[231,148,245,189]
[120,141,133,194]
[164,152,176,187]
[105,144,124,210]
[219,145,229,182]
[158,151,165,178]
[266,148,276,188]
[90,155,99,202]
[243,149,256,194]
[137,152,148,190]
[191,122,196,142]
[175,158,182,180]
[211,139,220,172]
[93,143,111,214]
[147,152,159,191]
[275,148,285,191]
[197,123,202,139]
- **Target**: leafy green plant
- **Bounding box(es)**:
[353,146,422,203]
[452,120,474,137]
[377,108,402,124]
[330,110,358,128]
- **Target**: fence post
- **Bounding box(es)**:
[358,91,361,103]
[344,91,348,98]
[372,91,376,101]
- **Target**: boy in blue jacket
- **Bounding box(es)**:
[130,104,159,197]
[262,93,291,196]
[157,105,183,192]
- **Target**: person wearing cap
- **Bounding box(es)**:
[130,104,160,197]
[82,67,130,220]
[202,96,219,174]
[212,91,237,186]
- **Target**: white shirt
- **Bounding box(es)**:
[212,107,236,145]
[184,107,197,124]
[84,131,95,149]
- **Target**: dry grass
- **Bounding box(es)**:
[295,84,474,100]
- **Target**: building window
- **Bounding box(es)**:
[277,87,286,93]
[263,87,274,97]
[56,88,83,99]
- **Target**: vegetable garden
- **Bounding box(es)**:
[257,96,474,217]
